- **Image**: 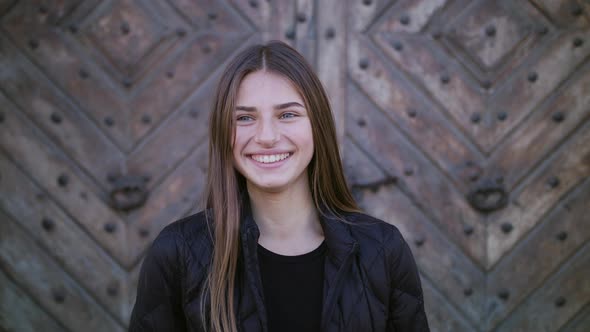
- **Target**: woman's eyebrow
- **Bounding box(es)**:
[235,102,305,112]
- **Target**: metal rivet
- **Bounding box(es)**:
[463,225,474,236]
[141,114,151,124]
[29,39,39,50]
[440,74,450,84]
[501,222,513,234]
[325,27,335,39]
[176,28,186,37]
[120,22,130,35]
[41,218,55,232]
[498,289,510,300]
[537,26,548,35]
[208,12,217,20]
[407,109,416,118]
[552,112,565,123]
[555,296,566,307]
[57,174,68,187]
[166,71,174,79]
[139,228,150,238]
[399,14,410,25]
[471,113,481,123]
[359,58,369,70]
[79,69,89,79]
[285,28,296,40]
[547,176,559,188]
[497,112,507,121]
[249,0,258,8]
[528,72,538,83]
[297,13,307,23]
[556,231,567,241]
[573,37,583,47]
[485,25,496,37]
[104,117,114,126]
[392,41,403,51]
[106,281,119,297]
[571,5,583,17]
[107,173,118,183]
[404,168,413,176]
[50,112,62,124]
[464,288,473,296]
[414,236,425,247]
[104,222,117,234]
[357,118,366,127]
[52,288,65,303]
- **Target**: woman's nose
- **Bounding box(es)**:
[254,119,280,146]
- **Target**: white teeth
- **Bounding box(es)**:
[251,153,290,164]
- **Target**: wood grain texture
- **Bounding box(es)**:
[0,0,588,331]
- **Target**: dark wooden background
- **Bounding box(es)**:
[0,0,589,331]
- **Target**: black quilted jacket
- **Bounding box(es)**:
[129,205,430,332]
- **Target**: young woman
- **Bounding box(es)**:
[129,40,429,332]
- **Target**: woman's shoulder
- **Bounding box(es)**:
[148,209,214,262]
[344,211,409,253]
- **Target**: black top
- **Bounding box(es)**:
[257,241,327,332]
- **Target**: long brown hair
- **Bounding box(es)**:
[202,40,359,332]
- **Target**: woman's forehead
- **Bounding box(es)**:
[236,71,304,107]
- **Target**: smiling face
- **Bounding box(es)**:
[232,70,314,193]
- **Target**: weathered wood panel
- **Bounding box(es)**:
[0,0,588,331]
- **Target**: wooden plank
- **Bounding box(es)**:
[349,34,484,195]
[127,77,212,190]
[0,153,129,323]
[0,33,124,189]
[346,81,486,268]
[358,182,486,324]
[317,0,347,148]
[371,32,487,150]
[421,275,475,332]
[493,242,590,331]
[491,27,590,151]
[559,303,590,332]
[127,142,208,264]
[0,0,132,151]
[489,62,590,191]
[0,211,124,332]
[488,119,590,266]
[487,177,590,328]
[0,269,65,332]
[0,94,130,267]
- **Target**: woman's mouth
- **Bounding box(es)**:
[250,152,292,164]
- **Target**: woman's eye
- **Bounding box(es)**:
[236,115,253,121]
[280,112,297,119]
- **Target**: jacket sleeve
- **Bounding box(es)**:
[129,228,187,332]
[386,227,430,331]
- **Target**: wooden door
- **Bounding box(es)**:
[0,0,588,331]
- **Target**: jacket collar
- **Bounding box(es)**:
[239,197,357,264]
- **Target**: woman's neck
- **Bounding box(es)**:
[247,176,324,254]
